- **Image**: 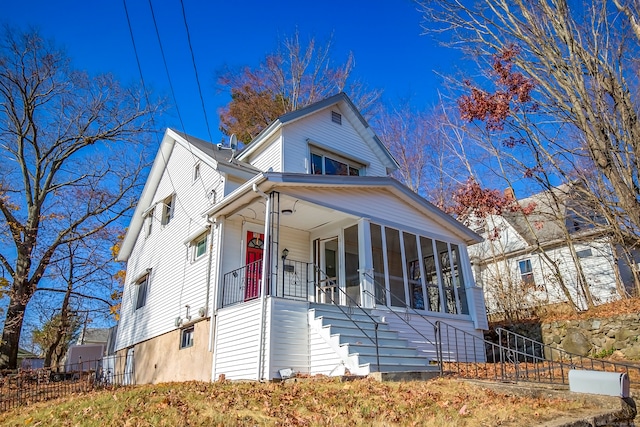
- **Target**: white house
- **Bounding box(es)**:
[114,93,488,383]
[468,184,639,317]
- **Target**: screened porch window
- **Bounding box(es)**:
[369,223,470,315]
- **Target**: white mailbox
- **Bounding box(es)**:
[568,369,630,398]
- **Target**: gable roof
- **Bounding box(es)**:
[237,93,399,173]
[501,184,606,247]
[117,129,259,261]
[204,172,482,245]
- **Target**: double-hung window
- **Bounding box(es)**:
[518,259,535,288]
[135,274,150,310]
[161,194,175,226]
[192,233,207,261]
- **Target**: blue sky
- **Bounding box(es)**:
[4,0,460,143]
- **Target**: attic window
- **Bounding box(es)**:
[193,163,201,182]
[145,207,154,237]
[161,194,175,226]
[331,111,342,125]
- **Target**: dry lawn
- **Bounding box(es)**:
[0,376,598,426]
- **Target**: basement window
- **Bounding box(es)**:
[180,327,194,349]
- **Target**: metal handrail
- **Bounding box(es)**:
[364,273,442,362]
[312,265,380,372]
[495,327,640,384]
[221,259,263,308]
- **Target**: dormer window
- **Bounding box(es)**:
[310,151,361,176]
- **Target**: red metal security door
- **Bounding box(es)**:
[244,231,264,301]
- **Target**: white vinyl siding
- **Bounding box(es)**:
[267,298,310,379]
[244,134,282,172]
[309,325,343,376]
[281,110,388,176]
[285,187,466,244]
[115,141,224,351]
[477,237,619,313]
[213,299,262,380]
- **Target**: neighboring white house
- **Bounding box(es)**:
[468,184,639,316]
[114,93,488,383]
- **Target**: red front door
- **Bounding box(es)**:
[244,231,264,301]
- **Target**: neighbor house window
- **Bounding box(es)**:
[192,233,208,261]
[310,151,361,176]
[180,327,194,349]
[161,194,175,226]
[518,259,535,287]
[576,248,593,258]
[135,274,150,310]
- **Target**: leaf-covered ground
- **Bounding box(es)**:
[0,377,597,426]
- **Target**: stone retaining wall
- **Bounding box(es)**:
[491,314,640,360]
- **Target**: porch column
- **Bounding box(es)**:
[358,218,375,308]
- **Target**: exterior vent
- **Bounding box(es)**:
[331,111,342,125]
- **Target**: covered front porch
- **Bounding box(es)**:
[207,174,488,380]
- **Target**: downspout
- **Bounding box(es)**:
[253,183,270,380]
[210,217,224,380]
[205,217,216,350]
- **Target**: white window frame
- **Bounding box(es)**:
[193,162,201,183]
[135,274,150,311]
[192,233,208,261]
[310,150,363,176]
[161,194,175,226]
[144,208,154,238]
[518,259,535,287]
[180,326,194,349]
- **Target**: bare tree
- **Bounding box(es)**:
[417,0,640,234]
[218,30,382,143]
[0,29,156,368]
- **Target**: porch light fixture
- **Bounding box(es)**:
[281,209,293,215]
[281,248,289,261]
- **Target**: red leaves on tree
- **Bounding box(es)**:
[451,177,536,219]
[458,46,535,131]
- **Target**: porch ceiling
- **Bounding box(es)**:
[227,193,355,231]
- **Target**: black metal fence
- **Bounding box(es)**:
[435,321,640,385]
[0,352,134,412]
